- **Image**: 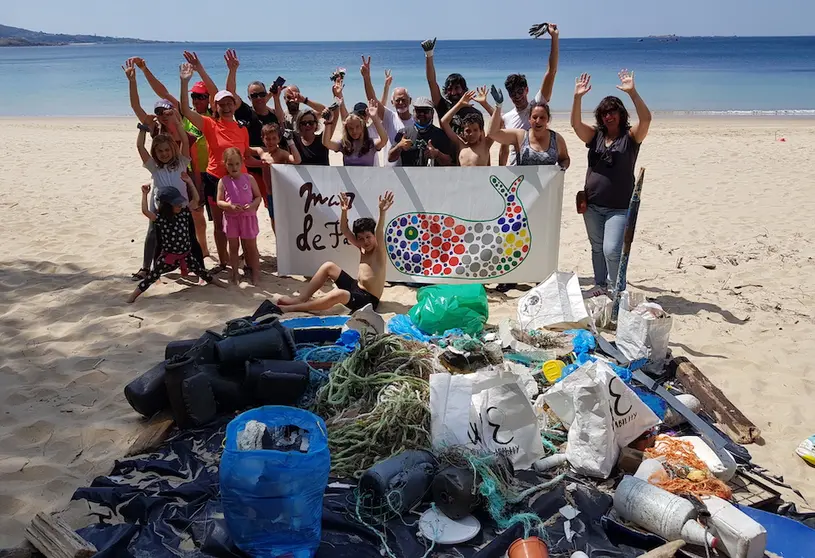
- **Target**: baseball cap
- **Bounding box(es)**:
[413,96,434,109]
[214,90,234,103]
[190,81,208,95]
[157,188,187,208]
[154,99,173,111]
[353,102,368,116]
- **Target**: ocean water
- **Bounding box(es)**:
[1,36,814,117]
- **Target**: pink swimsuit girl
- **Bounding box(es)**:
[221,174,260,239]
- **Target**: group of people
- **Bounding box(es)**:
[124,25,652,313]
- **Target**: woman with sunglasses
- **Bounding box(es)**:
[571,70,652,297]
[180,63,251,274]
[293,109,330,166]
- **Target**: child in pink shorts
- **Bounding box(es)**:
[216,147,262,285]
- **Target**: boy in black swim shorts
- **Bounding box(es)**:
[276,191,394,313]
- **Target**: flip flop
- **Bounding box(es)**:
[130,268,148,281]
[209,264,228,275]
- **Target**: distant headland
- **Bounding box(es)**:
[0,23,160,46]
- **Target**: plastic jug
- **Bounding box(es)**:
[702,495,767,558]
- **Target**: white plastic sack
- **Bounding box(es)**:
[430,366,545,470]
[616,291,673,370]
[542,360,661,478]
[517,271,589,331]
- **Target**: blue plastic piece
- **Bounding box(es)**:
[737,504,815,558]
[220,406,330,558]
[336,329,361,349]
[387,313,464,343]
[280,315,350,329]
[564,329,597,355]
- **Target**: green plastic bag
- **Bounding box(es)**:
[408,284,489,336]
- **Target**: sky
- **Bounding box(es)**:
[4,0,814,42]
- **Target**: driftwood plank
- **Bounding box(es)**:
[24,513,95,558]
[125,410,175,457]
[0,545,38,558]
[673,356,761,444]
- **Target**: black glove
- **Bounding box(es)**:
[490,85,504,105]
[529,22,549,39]
[421,37,437,57]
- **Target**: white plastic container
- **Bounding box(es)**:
[533,453,568,472]
[654,435,737,482]
[663,394,702,427]
[701,495,767,558]
[614,476,716,548]
[634,458,669,484]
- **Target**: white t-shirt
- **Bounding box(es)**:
[365,122,381,167]
[502,90,545,166]
[382,107,414,167]
[144,154,191,210]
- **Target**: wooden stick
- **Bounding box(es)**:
[640,540,686,558]
[124,410,175,457]
[24,513,96,558]
[673,356,761,444]
[612,167,646,322]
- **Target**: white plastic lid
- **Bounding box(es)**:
[418,508,481,545]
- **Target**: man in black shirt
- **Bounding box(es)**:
[422,38,483,135]
[388,97,454,167]
[234,80,284,147]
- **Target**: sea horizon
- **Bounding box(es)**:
[2,36,814,116]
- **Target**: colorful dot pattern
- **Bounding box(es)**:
[385,175,531,279]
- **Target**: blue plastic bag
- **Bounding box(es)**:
[387,313,465,343]
[220,406,330,558]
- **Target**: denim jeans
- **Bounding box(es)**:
[583,204,627,289]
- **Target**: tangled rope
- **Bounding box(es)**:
[311,332,436,477]
[645,435,732,499]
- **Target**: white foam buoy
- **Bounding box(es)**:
[418,508,481,545]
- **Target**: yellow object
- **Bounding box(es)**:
[687,470,707,482]
[542,360,565,383]
[796,436,815,466]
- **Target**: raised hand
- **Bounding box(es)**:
[180,63,194,81]
[332,79,344,100]
[574,73,592,97]
[378,191,394,212]
[367,98,380,119]
[528,22,549,39]
[548,23,559,37]
[489,84,504,105]
[180,171,193,184]
[183,51,202,71]
[360,55,371,78]
[421,37,437,57]
[224,49,239,70]
[282,128,294,141]
[122,59,137,81]
[141,184,151,194]
[330,67,346,83]
[339,192,352,211]
[384,69,393,89]
[457,90,477,107]
[616,69,636,94]
[130,57,147,69]
[474,85,488,105]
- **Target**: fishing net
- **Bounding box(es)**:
[645,435,732,499]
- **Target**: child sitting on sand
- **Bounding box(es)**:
[251,123,301,233]
[127,186,225,303]
[439,89,494,166]
[216,147,263,285]
[276,191,394,313]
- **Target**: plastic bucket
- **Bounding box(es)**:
[508,537,549,558]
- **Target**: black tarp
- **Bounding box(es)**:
[71,420,649,558]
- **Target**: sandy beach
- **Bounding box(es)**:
[0,115,813,546]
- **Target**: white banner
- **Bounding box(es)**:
[272,165,565,284]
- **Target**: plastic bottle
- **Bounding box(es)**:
[533,453,568,473]
[614,476,717,548]
[701,495,767,558]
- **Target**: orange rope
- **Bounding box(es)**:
[645,435,732,500]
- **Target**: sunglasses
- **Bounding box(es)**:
[191,93,208,101]
[249,91,267,99]
[414,108,433,114]
[154,107,168,115]
[300,120,317,126]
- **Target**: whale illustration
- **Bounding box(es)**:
[385,175,531,279]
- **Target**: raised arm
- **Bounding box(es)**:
[376,191,394,245]
[422,38,442,106]
[136,126,150,163]
[183,51,218,102]
[368,101,388,151]
[173,110,191,159]
[141,185,157,221]
[440,94,470,148]
[555,132,570,170]
[123,59,151,126]
[321,107,342,152]
[272,88,286,126]
[617,70,652,143]
[339,192,362,248]
[539,24,559,103]
[282,129,302,164]
[133,57,180,107]
[571,73,596,144]
[486,86,524,149]
[179,64,205,130]
[181,171,200,209]
[224,49,242,104]
[473,85,494,117]
[360,56,378,104]
[378,70,392,120]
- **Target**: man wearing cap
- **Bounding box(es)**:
[387,97,453,167]
[498,23,560,166]
[421,39,488,136]
[360,56,414,167]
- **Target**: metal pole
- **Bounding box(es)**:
[611,167,646,322]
